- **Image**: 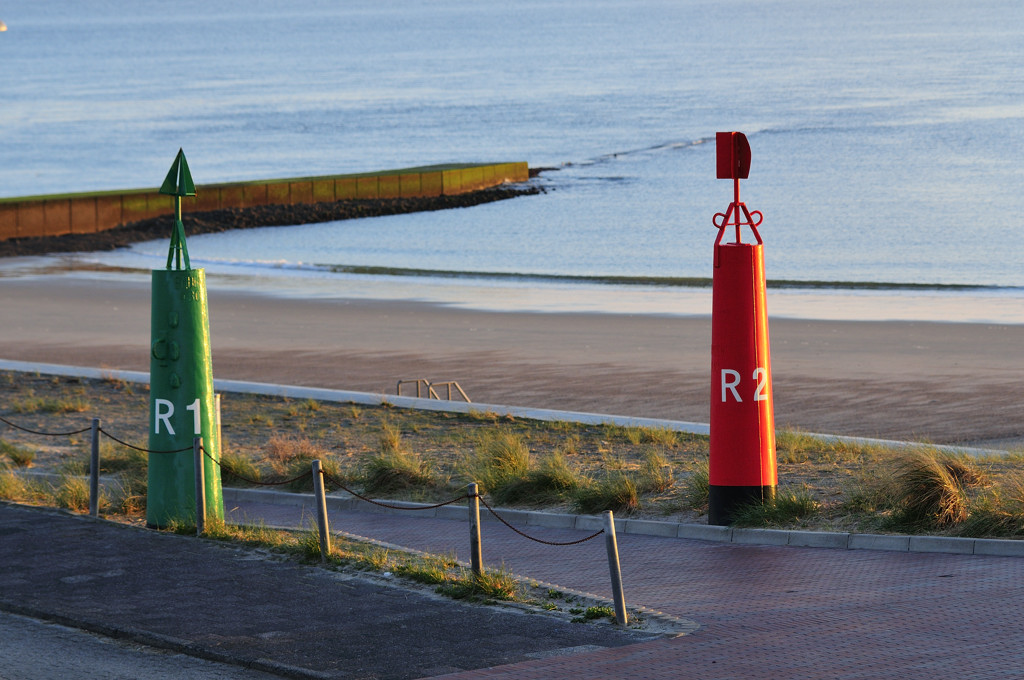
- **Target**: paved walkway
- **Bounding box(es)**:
[0,503,651,680]
[227,495,1024,680]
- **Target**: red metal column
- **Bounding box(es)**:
[708,132,777,525]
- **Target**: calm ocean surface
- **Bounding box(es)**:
[2,0,1023,321]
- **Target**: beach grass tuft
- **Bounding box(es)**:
[0,466,30,500]
[882,450,982,531]
[1,440,36,468]
[776,428,889,465]
[392,552,459,586]
[55,474,92,513]
[363,448,436,494]
[10,394,90,415]
[731,488,821,527]
[488,450,584,506]
[602,423,678,447]
[951,483,1024,538]
[286,455,343,493]
[111,474,147,515]
[378,422,404,455]
[637,448,675,493]
[97,442,147,473]
[682,457,710,511]
[572,473,639,515]
[219,449,262,485]
[437,565,521,602]
[264,436,327,475]
[461,429,531,495]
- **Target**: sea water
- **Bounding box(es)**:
[1,0,1023,321]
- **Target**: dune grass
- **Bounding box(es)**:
[1,440,36,468]
[880,450,985,531]
[4,370,1024,539]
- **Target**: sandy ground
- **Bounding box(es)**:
[2,276,1023,447]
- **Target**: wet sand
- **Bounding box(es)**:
[2,276,1023,446]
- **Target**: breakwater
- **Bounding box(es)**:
[0,162,528,243]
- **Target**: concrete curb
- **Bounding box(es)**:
[0,359,711,436]
[222,487,1024,559]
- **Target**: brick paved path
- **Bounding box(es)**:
[228,499,1024,680]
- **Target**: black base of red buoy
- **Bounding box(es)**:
[708,485,777,526]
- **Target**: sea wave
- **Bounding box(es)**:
[312,264,1024,294]
[569,136,715,167]
[47,250,1024,295]
[6,252,1024,323]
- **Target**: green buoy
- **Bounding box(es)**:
[147,149,223,528]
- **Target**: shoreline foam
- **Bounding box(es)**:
[4,254,1024,325]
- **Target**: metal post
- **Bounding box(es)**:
[603,510,628,626]
[194,437,205,536]
[312,460,331,561]
[468,483,482,576]
[89,418,100,517]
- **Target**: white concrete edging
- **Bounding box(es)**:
[2,359,1011,458]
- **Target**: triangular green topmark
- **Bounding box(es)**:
[159,148,196,197]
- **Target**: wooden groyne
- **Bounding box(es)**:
[0,162,528,242]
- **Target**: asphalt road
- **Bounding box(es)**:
[0,503,657,680]
[0,610,283,680]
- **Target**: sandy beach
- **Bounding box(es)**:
[2,274,1022,447]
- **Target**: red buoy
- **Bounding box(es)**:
[708,132,777,525]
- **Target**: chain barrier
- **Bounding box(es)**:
[3,410,605,548]
[318,467,603,547]
[0,412,192,454]
[0,415,91,437]
[476,493,605,546]
[200,446,313,487]
[98,428,192,455]
[321,470,470,510]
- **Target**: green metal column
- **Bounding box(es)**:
[147,149,223,528]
